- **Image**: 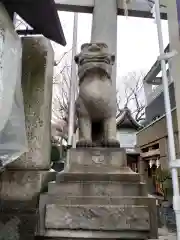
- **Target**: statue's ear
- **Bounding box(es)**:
[74,55,79,64]
[111,55,115,64]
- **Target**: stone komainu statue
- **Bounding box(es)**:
[75,43,120,148]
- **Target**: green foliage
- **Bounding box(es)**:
[155,168,173,200]
[156,168,171,183]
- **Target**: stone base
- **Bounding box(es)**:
[0,170,56,240]
[37,148,158,239]
[0,212,37,240]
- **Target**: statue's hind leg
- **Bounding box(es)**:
[102,117,120,148]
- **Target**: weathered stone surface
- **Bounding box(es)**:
[56,172,141,183]
[40,195,154,207]
[68,148,129,173]
[48,181,147,196]
[7,37,54,170]
[37,148,158,239]
[45,204,150,230]
[0,170,55,201]
[44,229,149,239]
[0,213,37,240]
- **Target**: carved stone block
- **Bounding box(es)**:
[0,170,55,202]
[37,149,158,239]
[68,148,128,173]
[45,204,150,231]
[7,37,54,170]
[48,181,147,197]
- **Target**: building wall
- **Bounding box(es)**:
[137,108,179,170]
[137,108,178,147]
[145,82,176,125]
[116,128,137,149]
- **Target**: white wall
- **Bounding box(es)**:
[116,128,137,149]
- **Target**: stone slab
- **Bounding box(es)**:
[56,172,141,183]
[0,170,55,202]
[68,148,127,173]
[45,204,150,230]
[7,36,54,170]
[0,212,37,240]
[44,229,149,239]
[40,195,156,206]
[48,181,147,197]
[37,195,157,239]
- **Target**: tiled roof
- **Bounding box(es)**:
[116,107,143,130]
[2,0,66,46]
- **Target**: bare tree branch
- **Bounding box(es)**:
[117,71,146,122]
[52,50,78,140]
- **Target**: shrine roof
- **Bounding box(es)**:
[116,107,143,130]
[2,0,66,46]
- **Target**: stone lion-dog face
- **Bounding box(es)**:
[75,43,120,148]
[74,43,115,82]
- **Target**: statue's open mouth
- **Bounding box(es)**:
[79,56,110,65]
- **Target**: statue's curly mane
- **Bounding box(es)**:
[75,43,115,83]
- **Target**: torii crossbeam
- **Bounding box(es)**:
[55,0,167,18]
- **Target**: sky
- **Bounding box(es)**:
[52,11,169,90]
[15,10,169,95]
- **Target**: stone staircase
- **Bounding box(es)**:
[37,148,158,239]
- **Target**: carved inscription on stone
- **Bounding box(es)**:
[22,84,45,163]
[45,204,150,230]
[92,151,104,164]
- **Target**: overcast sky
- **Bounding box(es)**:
[53,11,169,89]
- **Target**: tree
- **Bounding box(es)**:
[52,50,73,141]
[116,71,146,122]
[52,58,71,123]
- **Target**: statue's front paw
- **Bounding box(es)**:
[76,140,93,148]
[102,139,120,148]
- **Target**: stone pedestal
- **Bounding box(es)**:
[0,37,55,240]
[37,148,158,239]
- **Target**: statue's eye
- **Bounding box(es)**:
[111,55,115,62]
[99,43,107,48]
[81,43,90,50]
[74,55,79,63]
[96,43,106,48]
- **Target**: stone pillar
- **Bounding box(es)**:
[91,0,117,132]
[0,37,55,240]
[139,155,146,183]
[167,1,180,147]
[91,0,117,87]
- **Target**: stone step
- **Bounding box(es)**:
[41,194,156,207]
[44,229,150,239]
[45,203,150,231]
[56,172,141,183]
[38,195,157,239]
[48,180,147,197]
